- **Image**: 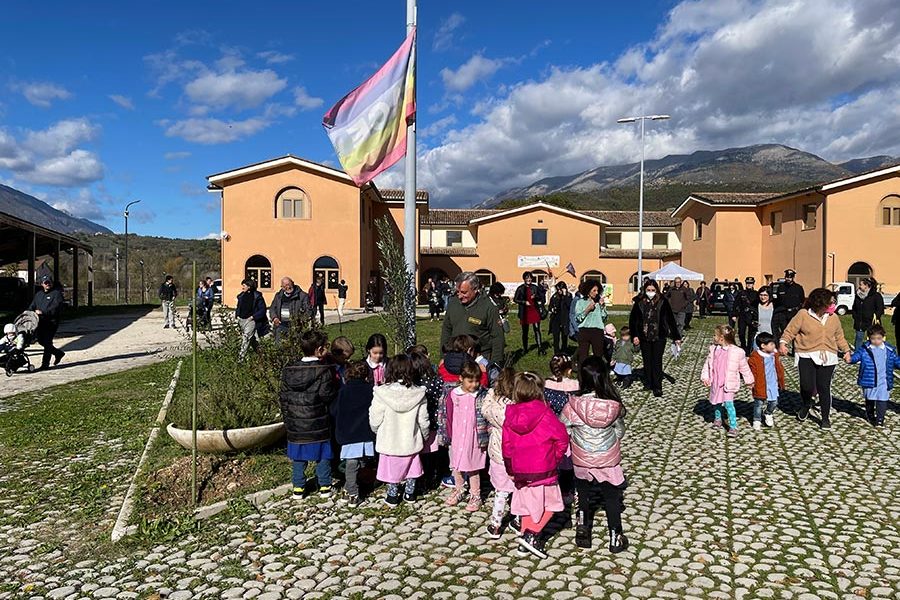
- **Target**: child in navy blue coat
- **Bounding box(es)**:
[847,324,900,427]
[330,360,376,505]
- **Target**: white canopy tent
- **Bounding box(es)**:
[645,262,704,282]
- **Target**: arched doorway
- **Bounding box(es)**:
[313,256,340,290]
[421,268,447,289]
[475,269,496,289]
[847,261,873,288]
[245,255,273,289]
[581,270,607,284]
[629,272,642,294]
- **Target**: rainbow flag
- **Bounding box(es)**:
[323,29,416,185]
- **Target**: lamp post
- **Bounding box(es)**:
[617,114,670,286]
[139,260,146,304]
[124,199,141,304]
[827,252,836,285]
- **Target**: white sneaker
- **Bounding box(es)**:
[752,420,762,431]
[764,414,774,427]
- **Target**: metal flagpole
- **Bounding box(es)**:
[191,260,198,505]
[638,117,645,283]
[404,0,417,335]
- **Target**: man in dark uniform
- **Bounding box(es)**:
[733,277,760,354]
[28,275,65,370]
[773,269,805,342]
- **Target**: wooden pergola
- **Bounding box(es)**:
[0,210,94,307]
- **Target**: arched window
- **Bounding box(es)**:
[581,270,607,284]
[276,187,310,219]
[475,269,496,288]
[313,256,340,290]
[629,271,648,294]
[530,269,551,286]
[847,262,873,287]
[881,195,900,226]
[245,255,272,289]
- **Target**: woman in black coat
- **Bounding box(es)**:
[547,282,572,355]
[852,277,884,348]
[629,278,682,397]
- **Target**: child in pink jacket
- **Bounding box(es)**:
[502,372,569,560]
[561,356,628,553]
[701,324,754,436]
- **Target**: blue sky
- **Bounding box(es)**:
[1,0,898,238]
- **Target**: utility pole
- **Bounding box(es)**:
[124,199,142,304]
[115,247,120,303]
[140,260,146,304]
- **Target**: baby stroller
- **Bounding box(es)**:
[184,298,212,332]
[2,311,38,376]
[364,290,375,313]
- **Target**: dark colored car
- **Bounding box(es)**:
[709,281,743,315]
[0,277,29,312]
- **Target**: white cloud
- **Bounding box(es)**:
[162,116,270,144]
[50,188,106,220]
[440,54,509,92]
[109,94,135,110]
[293,86,324,111]
[419,115,458,139]
[199,232,220,240]
[22,150,104,186]
[15,81,72,107]
[433,13,465,51]
[411,0,900,205]
[258,50,295,64]
[0,119,104,187]
[184,69,286,110]
[23,118,99,157]
[164,151,192,160]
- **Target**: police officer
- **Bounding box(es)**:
[733,277,759,354]
[773,269,805,342]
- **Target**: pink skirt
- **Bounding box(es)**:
[489,459,516,494]
[421,430,441,454]
[376,454,423,484]
[511,484,564,521]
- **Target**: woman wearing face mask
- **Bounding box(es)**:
[851,277,884,349]
[628,279,682,397]
[779,288,851,429]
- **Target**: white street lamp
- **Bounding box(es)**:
[617,114,670,286]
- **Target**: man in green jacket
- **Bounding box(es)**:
[441,272,505,363]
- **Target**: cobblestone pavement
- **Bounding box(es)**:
[1,319,899,599]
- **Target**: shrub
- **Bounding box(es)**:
[168,311,314,430]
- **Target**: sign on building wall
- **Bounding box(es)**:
[517,255,560,268]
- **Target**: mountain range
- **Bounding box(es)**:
[0,184,112,235]
[480,144,899,209]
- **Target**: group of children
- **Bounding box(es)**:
[701,323,899,434]
[278,317,897,560]
[279,329,629,558]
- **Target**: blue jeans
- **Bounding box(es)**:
[753,398,778,422]
[713,402,737,429]
[854,329,865,349]
[274,322,291,344]
[292,459,332,490]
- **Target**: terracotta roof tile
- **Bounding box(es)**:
[583,210,679,227]
[420,246,478,256]
[421,209,498,225]
[690,192,780,205]
[421,208,679,227]
[379,188,430,201]
[601,248,682,259]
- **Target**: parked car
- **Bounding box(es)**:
[709,281,743,315]
[212,278,223,304]
[0,277,29,312]
[829,281,896,316]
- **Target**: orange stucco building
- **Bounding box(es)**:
[206,155,681,307]
[674,165,900,292]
